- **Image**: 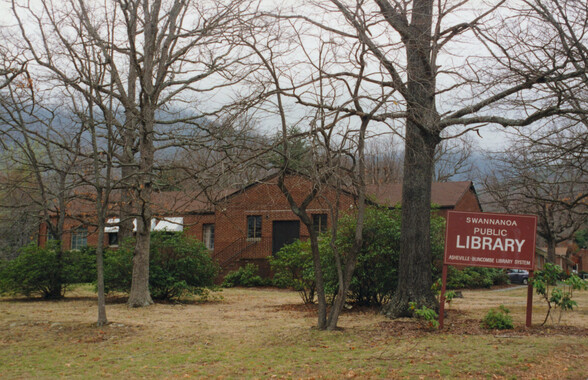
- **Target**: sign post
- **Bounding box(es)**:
[440,211,537,329]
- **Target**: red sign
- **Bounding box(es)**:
[444,211,537,270]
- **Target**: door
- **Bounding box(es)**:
[272,220,300,254]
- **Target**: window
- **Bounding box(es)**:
[312,214,328,234]
[108,232,119,246]
[247,215,262,240]
[47,231,58,242]
[203,224,215,250]
[71,227,88,250]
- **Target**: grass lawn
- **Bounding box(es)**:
[1,285,587,379]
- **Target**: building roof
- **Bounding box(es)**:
[150,191,214,215]
[56,178,479,219]
[538,245,572,258]
[54,189,217,219]
[366,181,477,208]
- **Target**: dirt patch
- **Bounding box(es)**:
[278,300,588,338]
[377,317,588,337]
[277,302,383,315]
[1,319,141,345]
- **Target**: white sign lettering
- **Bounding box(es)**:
[455,235,525,253]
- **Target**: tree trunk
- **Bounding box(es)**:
[383,125,439,317]
[326,118,369,330]
[119,158,136,242]
[128,215,153,307]
[47,172,70,300]
[127,1,158,307]
[309,231,328,329]
[118,40,138,243]
[127,110,155,307]
[546,237,556,265]
[383,0,439,317]
[96,215,108,326]
[326,257,358,330]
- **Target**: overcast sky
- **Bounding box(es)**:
[0,0,518,152]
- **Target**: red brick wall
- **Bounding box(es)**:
[204,176,354,260]
[455,188,483,212]
[39,180,480,255]
[577,250,588,273]
[39,219,101,251]
[434,188,482,220]
[39,213,215,251]
[183,214,215,242]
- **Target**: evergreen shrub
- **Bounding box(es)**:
[0,242,96,298]
[104,232,217,300]
[481,305,514,329]
[221,263,269,288]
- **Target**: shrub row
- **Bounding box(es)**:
[266,207,444,305]
[0,241,95,298]
[104,232,217,300]
[0,232,217,301]
[266,206,509,305]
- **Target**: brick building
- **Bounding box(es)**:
[574,249,588,274]
[38,175,483,276]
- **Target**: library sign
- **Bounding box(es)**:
[440,211,537,329]
[444,211,537,270]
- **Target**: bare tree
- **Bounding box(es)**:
[258,0,588,317]
[235,11,391,330]
[483,141,586,264]
[11,0,255,307]
[364,133,478,184]
[0,154,40,260]
[482,0,587,265]
[507,0,587,208]
[0,83,86,298]
[433,134,477,182]
[364,137,403,185]
[0,46,27,93]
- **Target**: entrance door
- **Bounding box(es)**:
[272,220,300,254]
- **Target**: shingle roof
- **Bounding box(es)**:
[58,189,218,218]
[366,181,475,208]
[59,179,477,218]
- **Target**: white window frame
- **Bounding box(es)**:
[203,224,215,250]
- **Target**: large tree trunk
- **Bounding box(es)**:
[127,2,158,308]
[119,148,136,243]
[383,125,439,317]
[127,111,155,307]
[118,36,138,243]
[383,0,439,317]
[128,214,153,307]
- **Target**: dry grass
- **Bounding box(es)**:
[1,285,587,379]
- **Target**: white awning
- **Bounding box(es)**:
[154,217,184,232]
[133,218,158,232]
[105,218,164,232]
[104,218,120,233]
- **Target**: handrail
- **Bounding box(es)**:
[212,237,247,263]
[218,238,256,268]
